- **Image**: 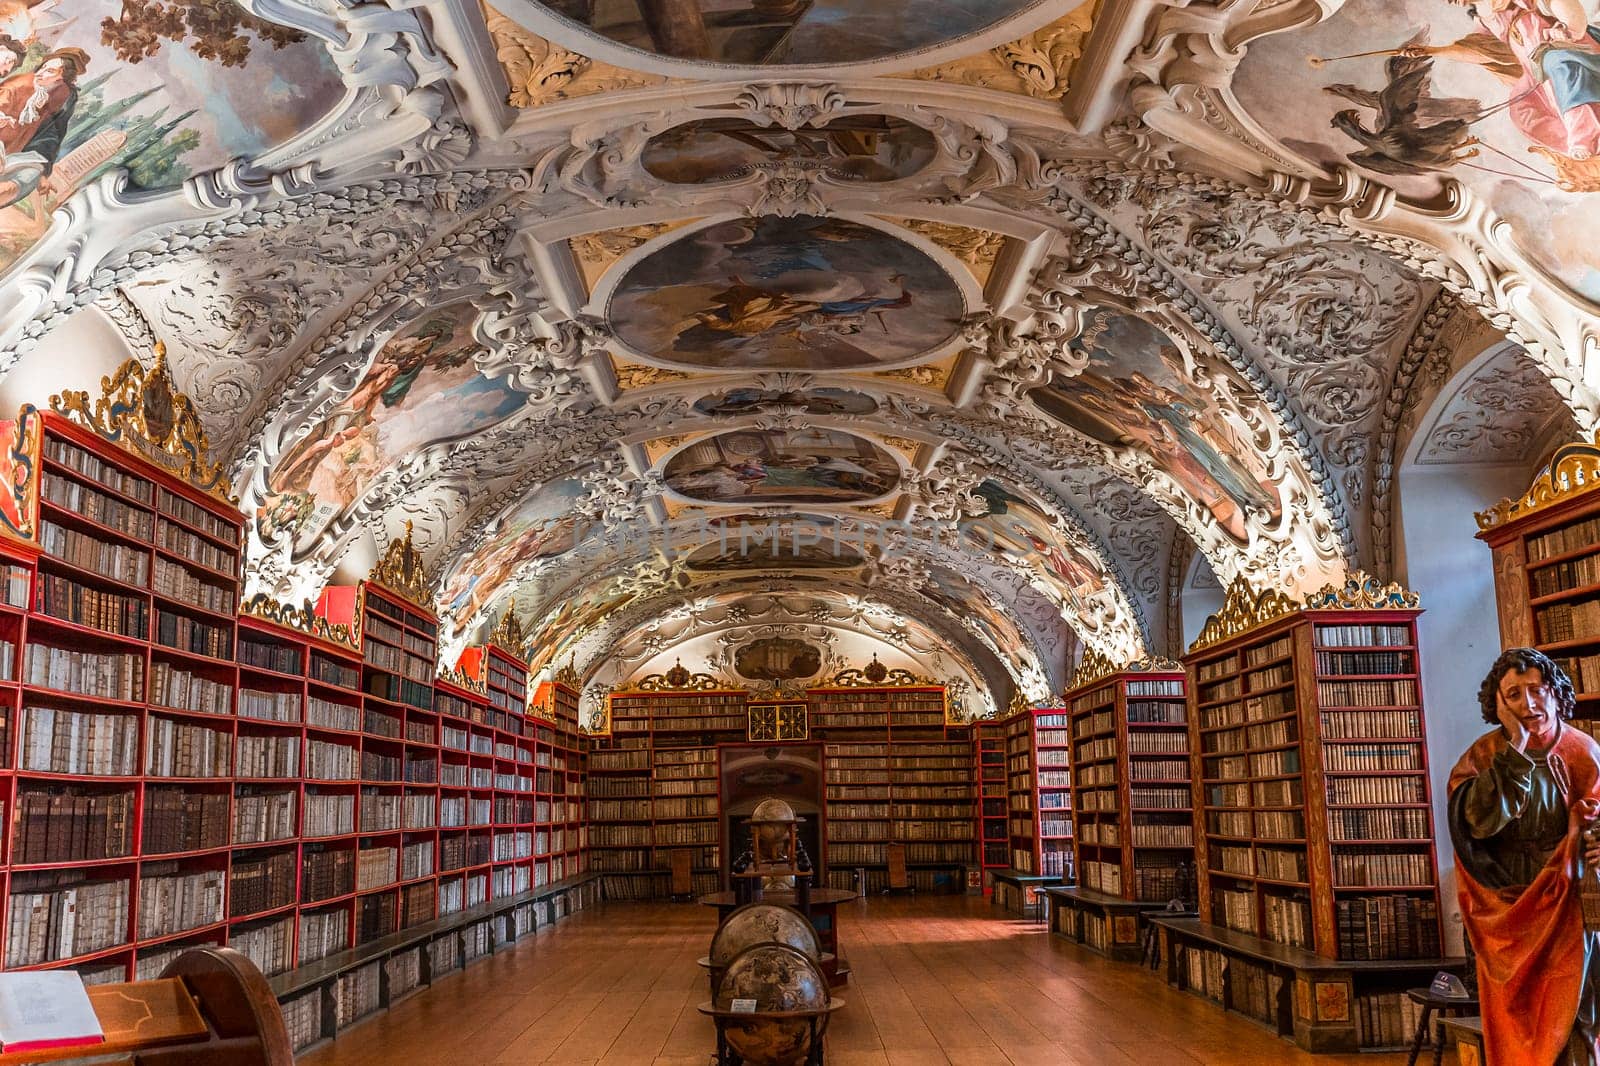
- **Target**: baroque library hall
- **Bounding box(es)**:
[0,0,1598,1064]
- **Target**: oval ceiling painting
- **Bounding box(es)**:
[642,117,937,185]
[693,386,878,418]
[607,216,965,370]
[532,0,1045,66]
[682,537,865,573]
[663,429,901,504]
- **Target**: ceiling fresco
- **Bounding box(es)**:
[1233,0,1600,300]
[661,428,902,504]
[0,0,343,276]
[523,0,1051,66]
[604,216,967,370]
[640,116,938,184]
[259,301,531,555]
[1027,311,1283,543]
[0,0,1584,715]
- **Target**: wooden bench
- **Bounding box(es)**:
[1149,916,1467,1053]
[1044,885,1155,961]
[989,870,1061,919]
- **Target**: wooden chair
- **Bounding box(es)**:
[0,947,291,1065]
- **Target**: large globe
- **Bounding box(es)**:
[714,943,831,1066]
[709,903,822,970]
[749,798,799,863]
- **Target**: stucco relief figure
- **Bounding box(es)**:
[1449,648,1600,1065]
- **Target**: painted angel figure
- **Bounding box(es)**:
[1404,0,1600,178]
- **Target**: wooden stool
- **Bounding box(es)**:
[1404,986,1480,1066]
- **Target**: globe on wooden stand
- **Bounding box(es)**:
[732,798,813,911]
[698,942,843,1066]
[699,901,832,996]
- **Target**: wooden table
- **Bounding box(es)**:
[699,888,858,987]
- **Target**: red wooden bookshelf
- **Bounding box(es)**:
[1063,654,1190,903]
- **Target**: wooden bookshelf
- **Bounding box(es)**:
[528,677,588,888]
[811,680,973,894]
[1003,708,1036,876]
[995,705,1073,884]
[593,676,747,900]
[0,361,599,1056]
[1477,436,1600,731]
[1168,575,1452,1051]
[976,721,1007,883]
[1064,653,1191,903]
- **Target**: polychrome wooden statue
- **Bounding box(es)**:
[1449,648,1600,1065]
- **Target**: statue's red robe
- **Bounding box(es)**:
[1450,724,1600,1066]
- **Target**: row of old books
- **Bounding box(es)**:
[155,609,230,659]
[153,556,231,614]
[232,913,294,976]
[46,437,152,503]
[142,787,228,853]
[233,790,296,844]
[145,716,232,778]
[37,572,147,639]
[156,520,234,575]
[12,788,133,863]
[136,865,224,938]
[6,876,129,966]
[150,661,231,715]
[1332,847,1432,887]
[41,471,152,540]
[16,663,106,737]
[40,519,149,585]
[304,793,355,837]
[21,705,139,774]
[302,847,354,902]
[158,487,238,545]
[1336,894,1442,959]
[228,850,295,917]
[238,734,300,778]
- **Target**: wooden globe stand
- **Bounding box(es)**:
[732,813,814,914]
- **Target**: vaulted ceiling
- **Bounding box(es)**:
[0,0,1588,718]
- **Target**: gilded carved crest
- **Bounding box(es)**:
[827,657,938,687]
[50,344,233,502]
[438,660,489,695]
[1188,576,1300,653]
[1304,570,1420,611]
[1476,433,1600,530]
[241,593,359,650]
[1068,647,1118,691]
[368,521,431,608]
[489,598,529,655]
[553,657,581,689]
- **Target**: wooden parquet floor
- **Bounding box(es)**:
[298,895,1448,1065]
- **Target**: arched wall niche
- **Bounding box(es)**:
[1392,335,1580,955]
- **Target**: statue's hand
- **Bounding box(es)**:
[1497,703,1530,752]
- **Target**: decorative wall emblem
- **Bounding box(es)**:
[368,521,431,608]
[734,637,824,681]
[1304,570,1420,611]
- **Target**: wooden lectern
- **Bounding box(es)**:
[0,948,291,1065]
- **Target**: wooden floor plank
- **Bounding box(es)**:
[297,895,1454,1065]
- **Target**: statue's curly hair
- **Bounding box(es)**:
[1477,647,1577,724]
